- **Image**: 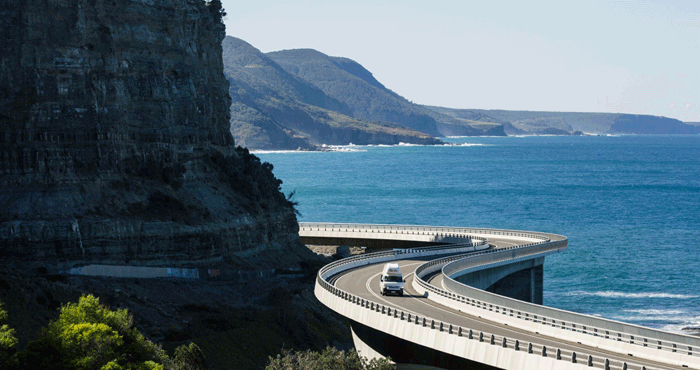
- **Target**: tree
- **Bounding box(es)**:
[19,294,169,370]
[173,342,206,370]
[265,346,395,370]
[0,301,18,368]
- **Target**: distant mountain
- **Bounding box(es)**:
[266,49,504,138]
[427,107,700,135]
[223,37,442,150]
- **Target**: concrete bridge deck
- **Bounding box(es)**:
[305,222,700,370]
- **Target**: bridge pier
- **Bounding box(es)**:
[485,265,543,305]
[453,257,544,304]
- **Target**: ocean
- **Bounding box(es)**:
[255,135,700,334]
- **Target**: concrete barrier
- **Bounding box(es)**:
[315,243,638,369]
[410,244,700,369]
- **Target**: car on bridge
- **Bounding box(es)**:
[379,263,404,296]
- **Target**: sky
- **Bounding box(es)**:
[222,0,700,122]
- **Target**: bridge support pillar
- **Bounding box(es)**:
[453,257,544,304]
[486,264,543,304]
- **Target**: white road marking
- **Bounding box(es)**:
[362,261,425,316]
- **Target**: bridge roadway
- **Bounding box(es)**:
[331,253,680,370]
[309,223,700,370]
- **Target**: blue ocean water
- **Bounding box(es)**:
[256,135,700,333]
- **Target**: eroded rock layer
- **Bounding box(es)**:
[0,0,306,270]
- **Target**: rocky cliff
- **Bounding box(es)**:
[0,0,309,270]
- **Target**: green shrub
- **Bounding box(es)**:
[18,295,172,370]
[265,346,395,370]
[0,301,18,369]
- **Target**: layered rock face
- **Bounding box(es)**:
[0,0,306,270]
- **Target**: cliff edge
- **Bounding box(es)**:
[0,0,309,271]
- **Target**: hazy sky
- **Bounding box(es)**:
[223,0,700,122]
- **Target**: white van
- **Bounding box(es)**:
[379,263,404,296]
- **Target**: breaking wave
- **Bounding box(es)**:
[564,291,699,299]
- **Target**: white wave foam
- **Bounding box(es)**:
[398,142,422,146]
[445,143,486,147]
[661,324,693,334]
[251,150,320,154]
[623,309,688,315]
[318,144,367,152]
[565,290,699,299]
[609,314,698,322]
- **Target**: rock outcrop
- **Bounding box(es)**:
[0,0,308,270]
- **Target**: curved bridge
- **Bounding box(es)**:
[303,222,700,370]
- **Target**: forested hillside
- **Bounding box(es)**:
[266,48,505,138]
[428,107,700,135]
[223,37,442,149]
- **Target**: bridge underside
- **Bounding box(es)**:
[300,236,469,251]
[351,320,501,370]
[300,236,439,250]
[453,257,544,305]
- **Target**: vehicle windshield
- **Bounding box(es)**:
[384,275,402,283]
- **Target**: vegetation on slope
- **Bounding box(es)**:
[223,37,441,149]
[265,347,395,370]
[431,107,700,135]
[2,295,204,370]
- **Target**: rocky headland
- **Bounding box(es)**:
[428,107,700,135]
[223,37,443,150]
[0,1,347,369]
[0,0,310,271]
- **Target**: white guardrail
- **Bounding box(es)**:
[414,244,700,369]
[307,222,700,370]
